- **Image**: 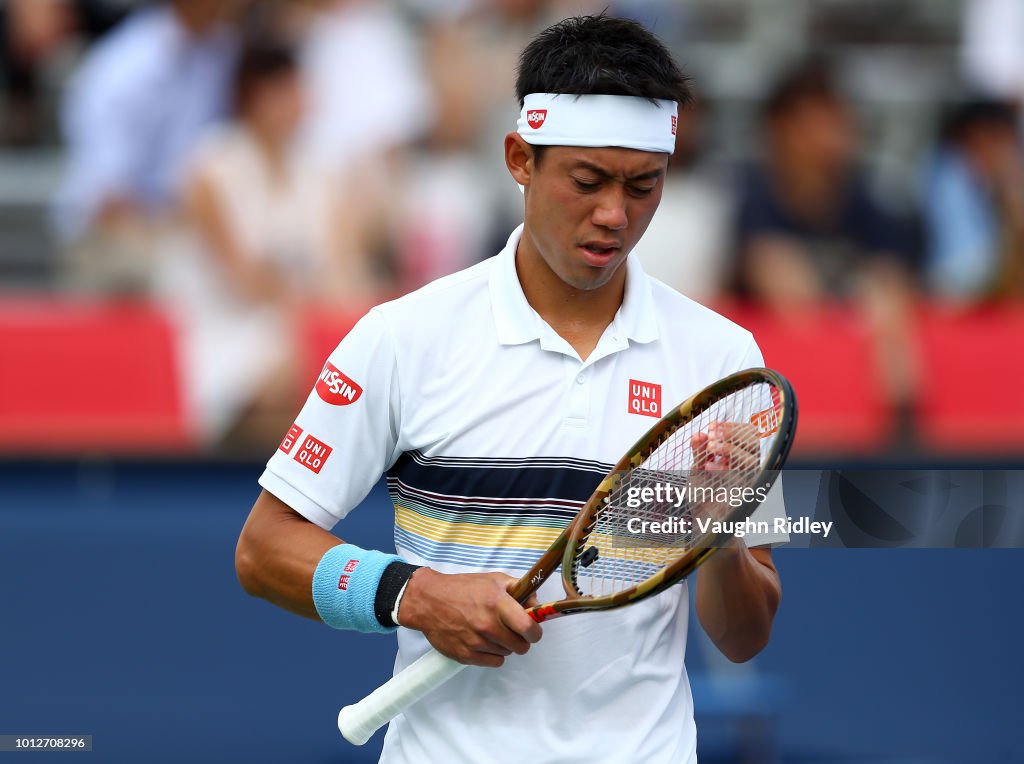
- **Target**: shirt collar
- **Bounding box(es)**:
[489,224,659,347]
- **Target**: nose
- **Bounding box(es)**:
[591,187,628,231]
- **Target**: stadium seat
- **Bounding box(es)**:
[716,302,893,455]
[298,306,372,392]
[0,299,191,453]
[915,303,1024,451]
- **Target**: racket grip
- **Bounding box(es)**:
[338,648,467,745]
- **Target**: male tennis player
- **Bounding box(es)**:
[236,15,785,763]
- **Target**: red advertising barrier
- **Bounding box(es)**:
[0,299,191,453]
[1,297,1022,456]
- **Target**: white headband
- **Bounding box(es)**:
[516,93,678,154]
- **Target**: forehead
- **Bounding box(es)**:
[543,145,669,176]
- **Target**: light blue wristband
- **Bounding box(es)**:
[312,544,405,634]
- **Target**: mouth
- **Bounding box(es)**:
[578,241,622,267]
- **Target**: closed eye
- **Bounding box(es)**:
[627,185,656,198]
[572,177,601,192]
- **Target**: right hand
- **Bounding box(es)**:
[397,569,543,668]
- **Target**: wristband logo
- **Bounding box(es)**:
[527,109,547,129]
[316,361,363,405]
[338,559,359,590]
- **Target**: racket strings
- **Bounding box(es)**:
[572,381,782,598]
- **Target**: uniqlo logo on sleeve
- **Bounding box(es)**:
[293,434,333,474]
[628,379,662,418]
[278,424,303,454]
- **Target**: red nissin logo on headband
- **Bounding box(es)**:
[671,115,678,135]
[527,109,547,129]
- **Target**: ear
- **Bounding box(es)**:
[504,132,535,188]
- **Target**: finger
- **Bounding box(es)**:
[522,591,540,609]
[464,650,505,669]
[691,432,709,470]
[498,597,543,646]
[704,422,729,471]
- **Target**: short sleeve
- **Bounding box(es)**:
[258,309,401,530]
[734,339,789,548]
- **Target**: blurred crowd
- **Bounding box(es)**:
[1,0,1023,452]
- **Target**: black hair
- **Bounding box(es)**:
[516,14,692,108]
[940,98,1019,145]
[232,43,297,116]
[762,58,842,122]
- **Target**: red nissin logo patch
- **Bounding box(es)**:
[527,109,547,129]
[628,379,661,418]
[294,434,333,474]
[278,423,303,454]
[315,361,363,406]
[671,115,678,135]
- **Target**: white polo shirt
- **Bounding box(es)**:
[260,225,787,764]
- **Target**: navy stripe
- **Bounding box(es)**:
[387,452,609,505]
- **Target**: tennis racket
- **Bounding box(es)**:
[338,367,797,745]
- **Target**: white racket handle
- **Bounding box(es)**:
[338,648,467,745]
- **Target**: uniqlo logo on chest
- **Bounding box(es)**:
[628,379,662,418]
[293,434,333,474]
[278,423,303,454]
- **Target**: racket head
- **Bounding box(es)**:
[532,368,796,620]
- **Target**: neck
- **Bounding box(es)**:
[172,2,218,37]
[247,124,290,178]
[514,233,626,360]
[771,156,843,218]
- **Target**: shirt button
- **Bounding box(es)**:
[576,374,586,384]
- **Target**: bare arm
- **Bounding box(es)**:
[235,490,542,665]
[235,490,340,620]
[695,544,781,663]
[691,422,782,662]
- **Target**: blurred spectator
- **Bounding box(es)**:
[52,0,245,292]
[921,99,1024,301]
[386,13,509,288]
[158,43,379,450]
[636,101,732,302]
[0,0,129,146]
[298,0,429,174]
[731,60,919,414]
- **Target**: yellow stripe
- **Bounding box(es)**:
[395,505,563,550]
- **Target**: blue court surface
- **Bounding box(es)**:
[1,461,1021,763]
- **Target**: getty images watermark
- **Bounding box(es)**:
[619,470,1024,549]
[621,476,833,542]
